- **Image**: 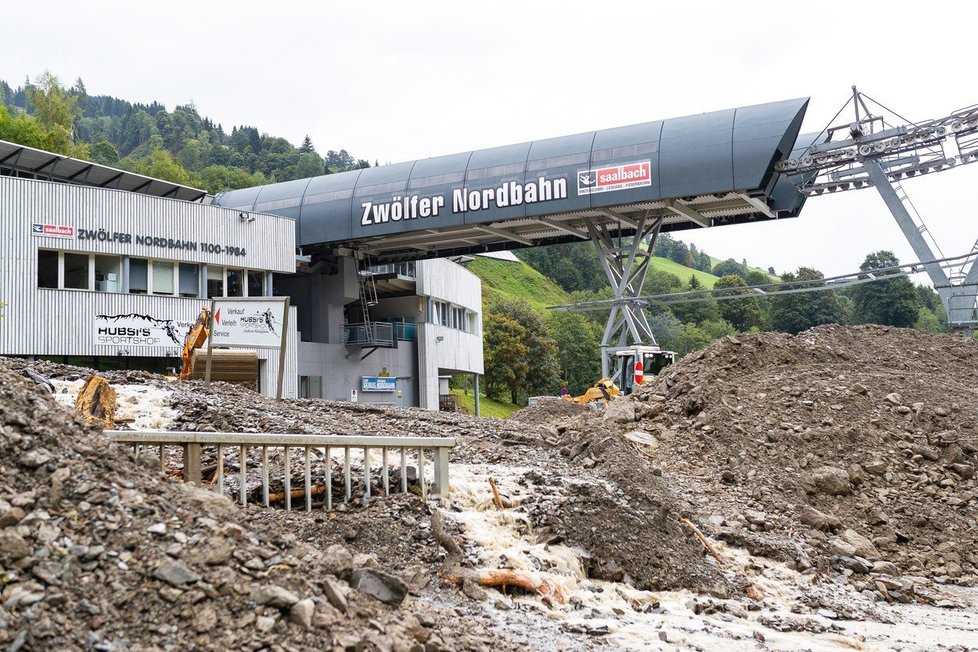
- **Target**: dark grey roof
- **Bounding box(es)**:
[216,97,809,262]
[0,139,208,202]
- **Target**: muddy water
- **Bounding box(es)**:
[448,463,978,651]
[52,379,179,430]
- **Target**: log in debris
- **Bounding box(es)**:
[267,484,327,504]
[680,517,764,602]
[73,375,116,428]
[431,509,566,604]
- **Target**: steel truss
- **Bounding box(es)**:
[780,87,978,329]
[583,213,663,382]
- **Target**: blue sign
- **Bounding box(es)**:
[361,376,396,392]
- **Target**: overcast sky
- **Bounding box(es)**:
[4,1,976,279]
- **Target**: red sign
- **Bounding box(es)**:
[31,223,75,238]
[577,160,652,195]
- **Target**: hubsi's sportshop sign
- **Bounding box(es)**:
[359,160,652,228]
[94,312,194,347]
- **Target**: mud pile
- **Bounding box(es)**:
[0,359,508,651]
[556,325,978,597]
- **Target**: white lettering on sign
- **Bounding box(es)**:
[359,176,568,227]
[577,161,652,195]
[32,223,75,238]
[94,312,193,348]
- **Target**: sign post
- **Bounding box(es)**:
[204,297,291,400]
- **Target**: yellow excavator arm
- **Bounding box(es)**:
[562,378,620,405]
[178,307,211,380]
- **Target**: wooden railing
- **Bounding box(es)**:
[106,431,454,511]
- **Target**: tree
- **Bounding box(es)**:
[849,251,921,327]
[295,151,325,178]
[299,135,315,153]
[767,267,846,334]
[712,258,748,279]
[670,275,719,324]
[714,275,762,332]
[482,313,529,403]
[25,70,78,131]
[488,297,560,399]
[90,139,120,165]
[549,312,601,394]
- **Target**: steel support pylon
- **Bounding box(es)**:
[865,160,978,329]
[584,214,663,382]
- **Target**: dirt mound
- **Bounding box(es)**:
[559,325,978,595]
[0,360,511,651]
[508,398,590,424]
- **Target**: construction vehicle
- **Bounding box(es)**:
[178,306,260,388]
[564,346,674,405]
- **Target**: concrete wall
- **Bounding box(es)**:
[297,340,416,406]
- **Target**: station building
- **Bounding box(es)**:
[0,139,484,408]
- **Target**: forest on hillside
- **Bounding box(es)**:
[0,71,370,194]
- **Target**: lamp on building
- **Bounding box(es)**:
[239,212,255,223]
[435,336,444,343]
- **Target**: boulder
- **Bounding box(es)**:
[603,398,636,424]
[812,466,851,495]
[799,506,842,532]
[350,568,408,607]
[153,559,201,587]
[253,584,300,609]
[289,598,315,628]
[322,544,354,580]
[842,529,880,559]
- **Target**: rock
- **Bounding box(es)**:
[462,578,489,602]
[147,523,167,535]
[0,531,31,562]
[48,466,70,503]
[154,559,201,586]
[720,470,736,484]
[847,464,865,485]
[872,561,900,576]
[884,393,903,406]
[256,615,276,633]
[253,585,300,609]
[832,555,872,574]
[623,431,658,447]
[289,598,315,628]
[19,448,52,469]
[744,510,768,529]
[850,383,868,395]
[0,506,26,528]
[322,578,348,613]
[193,605,217,633]
[863,459,887,476]
[912,445,940,462]
[322,544,354,579]
[950,463,975,480]
[829,538,857,557]
[799,506,842,532]
[812,466,851,495]
[842,529,880,559]
[196,537,233,565]
[603,398,636,424]
[351,568,408,607]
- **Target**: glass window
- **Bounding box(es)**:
[64,253,90,289]
[179,263,199,297]
[247,270,264,297]
[37,250,58,288]
[207,266,224,298]
[94,255,121,293]
[152,261,174,295]
[129,258,148,294]
[227,269,243,297]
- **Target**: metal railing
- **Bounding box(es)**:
[106,431,454,511]
[368,261,416,278]
[343,321,396,347]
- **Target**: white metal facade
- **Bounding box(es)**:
[0,177,299,397]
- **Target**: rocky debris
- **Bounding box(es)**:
[508,398,589,423]
[811,466,852,496]
[0,358,517,651]
[799,506,842,532]
[350,568,409,607]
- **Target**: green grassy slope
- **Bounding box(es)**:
[708,255,779,281]
[465,256,571,308]
[450,389,520,418]
[649,256,720,288]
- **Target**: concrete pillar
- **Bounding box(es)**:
[473,373,481,417]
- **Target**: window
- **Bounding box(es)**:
[207,266,224,298]
[227,269,243,297]
[129,258,148,294]
[247,270,264,297]
[94,255,121,293]
[152,261,174,295]
[64,253,89,289]
[37,250,58,288]
[179,263,199,297]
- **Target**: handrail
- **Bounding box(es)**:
[106,430,453,510]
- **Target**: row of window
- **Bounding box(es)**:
[430,299,476,334]
[37,249,268,298]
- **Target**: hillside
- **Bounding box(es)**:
[649,255,719,288]
[465,255,570,309]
